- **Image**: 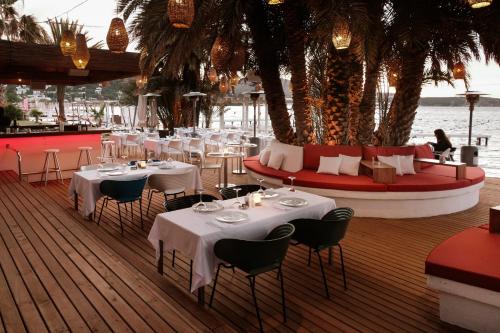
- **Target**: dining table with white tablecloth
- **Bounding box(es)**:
[68,161,202,217]
[148,188,336,294]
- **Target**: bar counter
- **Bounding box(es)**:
[0,130,110,182]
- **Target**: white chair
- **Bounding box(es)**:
[161,140,185,162]
[145,170,191,215]
[124,134,141,158]
[101,140,116,162]
[226,132,238,143]
[184,138,204,165]
[205,133,222,153]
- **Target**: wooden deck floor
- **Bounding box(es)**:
[0,168,497,332]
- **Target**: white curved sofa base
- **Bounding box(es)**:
[247,170,483,218]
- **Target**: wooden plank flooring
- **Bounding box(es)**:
[0,168,497,332]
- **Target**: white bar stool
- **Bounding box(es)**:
[101,140,116,162]
[77,146,93,168]
[41,149,63,186]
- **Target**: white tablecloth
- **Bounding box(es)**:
[68,161,202,216]
[148,188,336,292]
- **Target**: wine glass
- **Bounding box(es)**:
[233,187,242,206]
[288,176,296,192]
[121,153,128,164]
[257,178,265,195]
[192,189,207,210]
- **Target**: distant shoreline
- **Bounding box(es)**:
[418,97,500,107]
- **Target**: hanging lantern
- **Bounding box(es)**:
[136,74,148,89]
[167,0,195,29]
[211,36,231,72]
[229,41,246,73]
[468,0,492,8]
[106,18,129,53]
[230,73,240,88]
[219,75,229,94]
[60,30,76,56]
[71,34,90,69]
[208,67,218,84]
[388,71,398,87]
[100,81,111,88]
[453,62,466,80]
[332,19,352,50]
[267,0,284,4]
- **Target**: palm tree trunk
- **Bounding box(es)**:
[378,50,428,146]
[322,46,350,145]
[347,52,364,146]
[245,0,295,144]
[56,85,66,122]
[284,0,315,145]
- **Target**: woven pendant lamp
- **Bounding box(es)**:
[230,73,239,88]
[268,0,284,4]
[468,0,492,8]
[211,36,231,72]
[60,30,76,56]
[219,75,229,94]
[167,0,195,29]
[332,19,352,50]
[106,18,129,53]
[453,62,466,80]
[71,34,90,69]
[208,67,218,84]
[388,71,398,87]
[136,74,148,89]
[229,41,246,73]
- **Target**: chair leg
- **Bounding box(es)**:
[189,260,193,291]
[316,250,330,299]
[338,244,347,290]
[209,264,222,307]
[307,247,312,266]
[146,191,153,216]
[97,198,106,225]
[77,150,83,169]
[41,153,49,184]
[117,203,124,235]
[248,276,263,332]
[328,247,333,265]
[139,198,143,230]
[278,266,287,323]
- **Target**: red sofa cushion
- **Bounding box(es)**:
[425,227,500,293]
[421,165,485,185]
[243,158,292,179]
[386,172,471,192]
[284,169,387,192]
[478,224,490,230]
[362,146,416,161]
[303,144,362,170]
[414,144,435,169]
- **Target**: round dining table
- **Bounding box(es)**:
[206,151,241,188]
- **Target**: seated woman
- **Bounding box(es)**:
[428,129,452,159]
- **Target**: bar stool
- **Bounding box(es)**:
[41,149,63,186]
[101,140,116,162]
[77,146,93,168]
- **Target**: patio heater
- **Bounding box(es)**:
[244,90,265,156]
[183,92,207,137]
[457,91,489,166]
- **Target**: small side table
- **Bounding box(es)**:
[207,152,240,188]
[226,142,258,175]
[360,160,396,184]
[414,158,466,180]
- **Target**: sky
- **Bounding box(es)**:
[18,0,500,98]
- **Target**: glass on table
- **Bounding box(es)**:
[192,189,207,209]
[257,178,265,195]
[288,176,296,192]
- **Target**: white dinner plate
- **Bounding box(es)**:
[215,211,248,223]
[279,197,308,207]
[147,161,162,166]
[158,164,175,169]
[192,202,223,213]
[107,171,127,176]
[98,167,119,172]
[262,190,279,199]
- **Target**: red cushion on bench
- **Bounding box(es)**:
[421,165,485,185]
[387,173,471,192]
[478,224,490,230]
[362,145,416,161]
[425,227,500,293]
[414,144,435,169]
[285,169,387,192]
[303,144,362,170]
[243,159,292,179]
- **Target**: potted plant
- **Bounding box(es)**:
[90,104,105,127]
[30,108,44,123]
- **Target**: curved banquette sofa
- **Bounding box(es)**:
[425,224,500,332]
[244,142,485,218]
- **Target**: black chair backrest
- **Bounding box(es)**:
[320,207,354,243]
[99,176,147,202]
[164,194,218,211]
[219,184,264,200]
[214,224,295,275]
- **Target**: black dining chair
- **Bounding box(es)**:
[163,193,218,290]
[289,207,354,298]
[219,184,264,200]
[97,176,148,235]
[209,224,295,332]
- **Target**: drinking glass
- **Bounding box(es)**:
[232,187,242,206]
[192,189,207,209]
[288,176,296,192]
[257,178,265,195]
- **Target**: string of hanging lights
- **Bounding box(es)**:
[71,33,90,69]
[167,0,195,29]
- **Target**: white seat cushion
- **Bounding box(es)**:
[259,148,271,165]
[270,140,303,172]
[267,151,284,170]
[397,155,416,175]
[317,156,342,175]
[339,154,362,176]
